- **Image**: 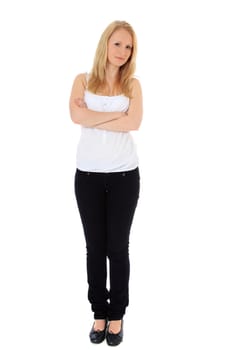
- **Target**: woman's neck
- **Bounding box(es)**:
[105,65,119,84]
[100,65,121,96]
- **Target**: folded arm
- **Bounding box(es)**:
[95,78,143,132]
[69,73,124,127]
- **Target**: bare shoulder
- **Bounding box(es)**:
[131,76,141,84]
[70,72,88,99]
[72,72,87,88]
[130,77,142,95]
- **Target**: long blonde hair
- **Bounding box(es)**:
[88,20,137,97]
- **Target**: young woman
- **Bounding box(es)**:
[69,20,143,346]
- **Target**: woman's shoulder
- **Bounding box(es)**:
[73,72,88,86]
[129,76,142,93]
[131,75,141,84]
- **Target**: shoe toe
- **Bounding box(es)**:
[89,324,106,344]
[106,321,123,346]
[106,332,123,346]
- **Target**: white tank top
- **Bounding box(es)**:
[76,90,139,172]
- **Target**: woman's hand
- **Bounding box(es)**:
[74,98,87,108]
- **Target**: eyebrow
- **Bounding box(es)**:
[113,40,133,46]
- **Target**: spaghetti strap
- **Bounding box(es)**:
[85,72,89,88]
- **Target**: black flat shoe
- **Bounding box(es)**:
[89,320,107,344]
[106,320,123,346]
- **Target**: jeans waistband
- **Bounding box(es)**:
[76,167,139,177]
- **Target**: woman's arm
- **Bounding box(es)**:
[95,78,143,132]
[69,73,124,127]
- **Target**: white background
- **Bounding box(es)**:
[0,0,233,349]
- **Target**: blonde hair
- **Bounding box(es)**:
[88,20,137,97]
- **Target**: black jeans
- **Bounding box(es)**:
[74,167,140,320]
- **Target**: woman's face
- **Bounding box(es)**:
[107,28,133,67]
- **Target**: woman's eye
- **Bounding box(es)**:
[114,42,120,46]
[126,45,132,50]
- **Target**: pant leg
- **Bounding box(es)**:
[74,169,109,319]
[106,168,140,320]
